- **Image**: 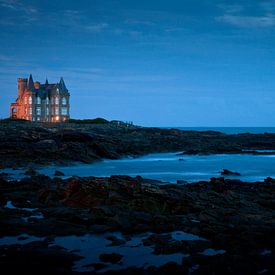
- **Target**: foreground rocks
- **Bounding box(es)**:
[1,121,275,168]
[0,174,274,274]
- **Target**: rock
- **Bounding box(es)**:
[54,170,65,177]
[34,139,57,151]
[106,235,126,246]
[24,167,37,176]
[177,180,188,184]
[221,169,241,176]
[99,253,123,264]
[264,177,275,184]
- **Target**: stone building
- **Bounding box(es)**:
[10,74,70,122]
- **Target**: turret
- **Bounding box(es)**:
[59,77,68,91]
[27,74,35,90]
[17,78,27,98]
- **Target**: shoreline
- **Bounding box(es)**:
[1,122,275,169]
[0,174,274,274]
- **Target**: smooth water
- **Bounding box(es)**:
[168,127,275,134]
[36,152,275,183]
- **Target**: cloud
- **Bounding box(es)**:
[217,3,244,14]
[0,54,14,61]
[0,0,37,14]
[85,23,109,33]
[216,14,275,28]
[0,0,38,25]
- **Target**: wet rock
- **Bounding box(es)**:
[24,167,37,176]
[99,252,123,264]
[221,169,241,176]
[177,180,188,184]
[264,177,275,184]
[54,170,65,177]
[106,235,126,246]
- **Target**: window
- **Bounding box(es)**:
[36,97,41,104]
[29,96,32,104]
[55,107,59,115]
[37,117,40,121]
[36,107,41,115]
[62,97,66,105]
[61,107,67,115]
[55,97,59,105]
[46,97,49,105]
[46,107,49,116]
[29,108,32,115]
[24,97,27,105]
[57,88,59,92]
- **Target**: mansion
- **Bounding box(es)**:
[10,74,70,122]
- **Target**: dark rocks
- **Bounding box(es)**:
[24,167,37,176]
[221,169,241,176]
[177,180,188,184]
[99,252,123,264]
[54,170,65,177]
[1,122,275,168]
[0,174,274,274]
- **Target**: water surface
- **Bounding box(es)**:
[36,152,275,183]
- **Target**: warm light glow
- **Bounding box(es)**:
[55,116,59,121]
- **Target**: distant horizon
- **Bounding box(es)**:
[1,0,274,126]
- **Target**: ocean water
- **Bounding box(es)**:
[166,127,275,134]
[35,152,275,183]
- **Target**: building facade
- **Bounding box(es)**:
[10,74,70,122]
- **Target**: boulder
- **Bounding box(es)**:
[99,253,123,264]
[54,170,65,177]
[221,169,241,176]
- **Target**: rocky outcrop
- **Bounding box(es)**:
[1,122,275,168]
[0,175,274,274]
[220,169,241,176]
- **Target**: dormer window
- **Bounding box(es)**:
[28,96,32,105]
[46,97,49,105]
[55,97,59,105]
[56,88,59,92]
[62,97,66,105]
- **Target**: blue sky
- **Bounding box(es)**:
[0,0,274,126]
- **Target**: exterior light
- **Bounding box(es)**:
[55,116,59,121]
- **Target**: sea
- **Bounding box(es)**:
[3,127,275,183]
[165,127,275,134]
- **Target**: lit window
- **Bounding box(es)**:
[62,97,66,105]
[46,107,49,115]
[61,107,67,115]
[29,96,32,104]
[37,117,40,121]
[55,97,59,105]
[55,107,59,115]
[36,107,41,115]
[29,108,32,115]
[46,97,49,105]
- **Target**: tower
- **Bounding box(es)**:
[17,78,27,98]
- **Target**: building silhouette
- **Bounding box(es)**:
[10,74,70,122]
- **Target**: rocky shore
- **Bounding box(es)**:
[1,121,275,168]
[0,122,274,274]
[0,173,274,274]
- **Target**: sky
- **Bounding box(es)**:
[0,0,274,127]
